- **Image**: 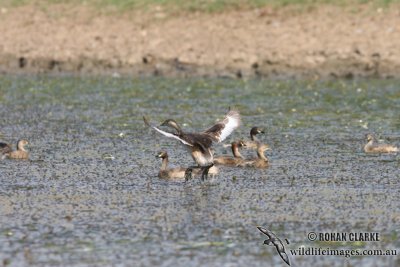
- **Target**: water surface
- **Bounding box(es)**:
[0,76,399,266]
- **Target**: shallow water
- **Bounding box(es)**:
[0,76,399,267]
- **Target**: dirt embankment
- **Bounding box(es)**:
[1,4,400,78]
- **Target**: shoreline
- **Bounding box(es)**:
[1,4,400,78]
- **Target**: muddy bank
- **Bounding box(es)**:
[1,4,400,78]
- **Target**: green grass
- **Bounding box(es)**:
[2,0,400,13]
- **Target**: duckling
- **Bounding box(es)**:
[157,151,219,181]
[237,144,270,168]
[144,109,240,180]
[364,134,398,153]
[5,139,29,159]
[243,127,265,150]
[214,140,246,166]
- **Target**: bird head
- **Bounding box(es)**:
[366,134,374,142]
[156,151,168,159]
[251,127,265,136]
[161,119,182,133]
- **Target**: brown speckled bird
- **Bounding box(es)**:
[237,144,270,168]
[214,140,246,166]
[364,134,398,153]
[4,139,30,159]
[157,151,218,181]
[243,127,265,150]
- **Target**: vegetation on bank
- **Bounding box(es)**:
[2,0,399,13]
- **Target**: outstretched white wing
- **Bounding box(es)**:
[143,116,193,146]
[203,110,241,143]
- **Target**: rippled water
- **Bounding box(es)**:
[0,76,399,267]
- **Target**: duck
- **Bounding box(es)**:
[156,151,188,180]
[157,151,219,181]
[243,127,265,150]
[237,144,270,168]
[4,139,30,159]
[364,134,398,153]
[214,140,246,166]
[144,109,240,180]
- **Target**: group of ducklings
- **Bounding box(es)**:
[156,130,398,181]
[0,139,29,160]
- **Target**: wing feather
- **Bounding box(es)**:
[203,110,241,143]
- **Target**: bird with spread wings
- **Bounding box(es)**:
[144,109,241,180]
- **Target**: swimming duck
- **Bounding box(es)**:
[5,139,29,159]
[144,109,240,180]
[237,144,270,168]
[214,140,246,166]
[243,127,265,150]
[364,134,398,153]
[157,151,219,180]
[156,151,188,180]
